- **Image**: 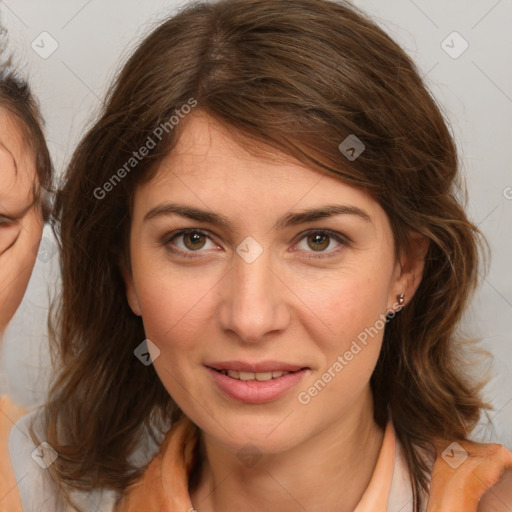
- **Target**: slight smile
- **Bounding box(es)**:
[205,361,310,404]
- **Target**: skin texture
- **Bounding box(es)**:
[0,108,43,338]
[123,111,427,512]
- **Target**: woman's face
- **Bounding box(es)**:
[125,111,422,454]
[0,108,43,336]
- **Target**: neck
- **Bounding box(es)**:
[190,387,385,512]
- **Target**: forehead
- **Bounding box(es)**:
[158,112,310,181]
[0,108,38,209]
[147,111,364,200]
[133,111,392,240]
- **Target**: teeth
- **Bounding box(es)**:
[220,369,291,381]
[255,372,273,381]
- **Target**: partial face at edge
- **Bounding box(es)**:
[0,108,44,337]
[123,110,424,454]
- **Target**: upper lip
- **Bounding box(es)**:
[206,361,307,373]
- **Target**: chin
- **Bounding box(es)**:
[198,411,305,454]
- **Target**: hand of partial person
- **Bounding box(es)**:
[427,439,512,512]
[0,108,44,337]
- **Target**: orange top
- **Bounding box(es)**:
[1,396,511,511]
[114,416,406,511]
[115,414,512,512]
[354,416,398,512]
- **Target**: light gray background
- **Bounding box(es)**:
[1,0,511,447]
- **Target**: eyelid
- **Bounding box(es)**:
[0,199,37,225]
[0,214,15,226]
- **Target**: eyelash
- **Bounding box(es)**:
[163,228,350,260]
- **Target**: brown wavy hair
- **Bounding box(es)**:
[39,0,489,509]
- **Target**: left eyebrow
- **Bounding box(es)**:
[274,204,372,230]
[143,202,372,230]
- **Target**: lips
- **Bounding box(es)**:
[206,360,306,373]
[205,361,309,403]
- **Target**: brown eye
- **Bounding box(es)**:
[183,231,207,250]
[307,233,330,251]
[164,229,218,258]
[293,229,350,259]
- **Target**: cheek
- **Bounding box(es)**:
[0,213,43,331]
[0,224,20,254]
[132,259,216,352]
[131,263,220,408]
[294,277,388,414]
[291,266,392,405]
[296,265,392,349]
[0,266,33,332]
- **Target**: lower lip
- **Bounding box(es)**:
[206,367,309,404]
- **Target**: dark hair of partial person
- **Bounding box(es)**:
[38,0,489,510]
[0,67,53,221]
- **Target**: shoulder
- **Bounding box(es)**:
[6,403,141,512]
[6,405,65,510]
[9,407,119,511]
[428,438,512,511]
[0,395,27,512]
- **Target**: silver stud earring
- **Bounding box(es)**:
[397,293,405,306]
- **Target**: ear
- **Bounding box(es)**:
[119,258,142,317]
[390,231,429,309]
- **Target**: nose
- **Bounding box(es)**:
[218,247,290,343]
